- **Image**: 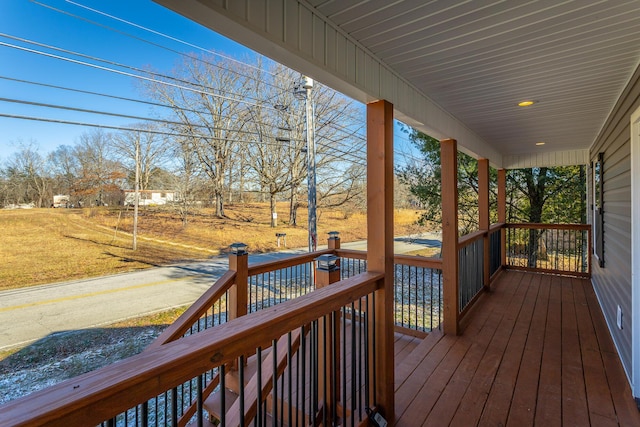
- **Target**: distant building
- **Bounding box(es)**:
[52,195,70,208]
[122,190,175,206]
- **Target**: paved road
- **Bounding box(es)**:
[0,233,441,350]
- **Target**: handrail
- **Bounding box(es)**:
[150,249,335,349]
[489,222,505,232]
[394,253,442,269]
[457,229,486,249]
[248,249,332,276]
[336,248,443,269]
[335,248,367,260]
[0,272,383,427]
[505,222,590,230]
[148,270,237,350]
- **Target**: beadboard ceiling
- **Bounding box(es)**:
[306,0,640,156]
[156,0,640,163]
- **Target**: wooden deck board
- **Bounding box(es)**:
[479,272,540,425]
[535,272,563,427]
[560,275,590,427]
[394,270,640,427]
[505,272,548,426]
[448,271,529,427]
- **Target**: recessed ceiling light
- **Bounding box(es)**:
[518,100,536,107]
[535,142,545,146]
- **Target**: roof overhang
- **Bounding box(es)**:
[154,0,640,169]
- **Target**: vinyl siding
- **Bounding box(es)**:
[589,63,640,381]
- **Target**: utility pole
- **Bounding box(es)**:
[300,76,317,251]
[133,138,139,251]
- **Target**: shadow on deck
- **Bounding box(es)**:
[393,270,640,426]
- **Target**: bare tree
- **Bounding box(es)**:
[73,130,125,206]
[47,145,79,199]
[143,54,252,217]
[170,138,207,226]
[112,124,171,192]
[3,142,51,207]
[141,54,366,227]
[245,103,291,227]
[245,64,366,226]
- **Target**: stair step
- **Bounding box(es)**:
[203,388,279,427]
[225,348,273,393]
[186,416,217,427]
[203,387,238,423]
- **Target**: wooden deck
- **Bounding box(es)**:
[394,270,640,426]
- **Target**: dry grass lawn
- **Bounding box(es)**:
[0,204,426,290]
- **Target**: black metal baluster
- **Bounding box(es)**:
[239,355,245,427]
[313,320,320,426]
[363,295,370,411]
[220,365,226,427]
[139,401,148,427]
[298,327,307,424]
[287,332,292,426]
[272,339,278,427]
[196,374,203,427]
[257,347,263,427]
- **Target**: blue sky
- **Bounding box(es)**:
[0,0,256,160]
[0,0,419,165]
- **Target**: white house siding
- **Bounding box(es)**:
[589,63,640,383]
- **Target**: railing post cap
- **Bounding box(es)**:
[315,254,339,271]
[230,242,248,255]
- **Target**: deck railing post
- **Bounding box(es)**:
[229,244,249,321]
[315,255,341,421]
[479,158,490,290]
[441,138,460,336]
[229,243,248,372]
[328,231,341,250]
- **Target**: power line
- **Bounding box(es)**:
[33,0,292,97]
[0,37,276,111]
[0,112,368,167]
[0,97,258,136]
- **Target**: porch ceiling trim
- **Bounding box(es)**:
[153,0,503,166]
[503,149,589,169]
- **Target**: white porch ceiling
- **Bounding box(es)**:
[309,0,640,156]
[155,0,640,167]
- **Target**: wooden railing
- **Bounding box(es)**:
[247,250,332,312]
[457,229,485,315]
[0,272,383,427]
[455,222,592,324]
[337,249,443,334]
[504,223,591,277]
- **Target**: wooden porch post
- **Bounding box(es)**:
[441,138,460,335]
[366,99,394,422]
[498,168,507,267]
[478,158,490,290]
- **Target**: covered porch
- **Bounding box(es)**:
[3,1,640,425]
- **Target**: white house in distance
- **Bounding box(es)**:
[123,190,175,206]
